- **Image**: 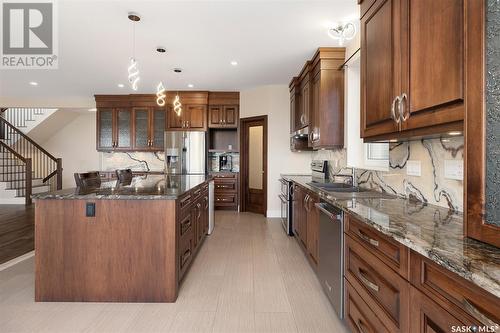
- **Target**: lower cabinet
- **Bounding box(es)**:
[213,172,238,210]
[177,183,209,281]
[293,184,319,268]
[344,213,500,333]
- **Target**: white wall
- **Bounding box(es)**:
[240,85,312,217]
[41,112,100,189]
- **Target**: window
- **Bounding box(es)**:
[364,143,389,170]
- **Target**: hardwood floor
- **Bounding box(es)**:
[0,211,348,333]
[0,205,34,265]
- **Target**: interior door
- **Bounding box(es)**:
[361,0,401,138]
[242,117,267,215]
[401,0,464,131]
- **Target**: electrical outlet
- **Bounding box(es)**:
[444,160,463,180]
[406,160,421,177]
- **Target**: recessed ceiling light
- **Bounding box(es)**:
[29,81,38,86]
[230,61,238,66]
[173,68,182,73]
[187,84,194,88]
[118,83,124,88]
[448,131,462,136]
[128,12,141,22]
[156,47,166,53]
[88,108,97,112]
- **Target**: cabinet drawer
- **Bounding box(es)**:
[179,233,194,279]
[178,192,192,210]
[215,193,237,206]
[214,181,237,193]
[213,173,236,180]
[345,279,391,333]
[191,186,202,201]
[178,214,193,238]
[410,251,500,326]
[345,235,409,331]
[346,215,409,278]
[409,285,477,333]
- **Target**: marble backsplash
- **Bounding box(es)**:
[100,152,165,172]
[312,137,464,212]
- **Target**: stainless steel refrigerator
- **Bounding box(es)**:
[164,131,206,174]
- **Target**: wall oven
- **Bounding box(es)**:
[279,178,294,236]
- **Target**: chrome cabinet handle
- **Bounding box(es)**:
[400,93,409,122]
[357,319,368,333]
[358,269,379,292]
[358,230,379,247]
[300,114,306,126]
[463,298,498,327]
[391,96,401,124]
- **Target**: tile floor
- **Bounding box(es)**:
[0,211,348,333]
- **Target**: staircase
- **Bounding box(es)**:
[0,108,62,205]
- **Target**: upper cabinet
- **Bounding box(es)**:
[132,107,165,151]
[96,97,133,152]
[310,48,345,149]
[208,92,240,129]
[360,0,465,141]
[165,92,209,131]
[289,48,345,150]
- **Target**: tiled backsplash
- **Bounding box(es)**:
[312,137,464,212]
[208,152,240,172]
[100,152,165,172]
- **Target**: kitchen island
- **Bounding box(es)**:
[33,174,211,303]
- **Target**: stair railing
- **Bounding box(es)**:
[0,117,62,199]
[0,141,32,205]
[2,107,45,129]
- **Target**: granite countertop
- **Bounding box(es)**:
[282,174,500,299]
[32,174,211,200]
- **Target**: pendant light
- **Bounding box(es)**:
[155,47,167,106]
[173,92,182,117]
[127,13,141,91]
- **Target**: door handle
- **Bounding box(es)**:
[358,230,379,247]
[391,95,401,124]
[399,93,409,122]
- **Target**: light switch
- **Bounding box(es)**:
[444,160,463,180]
[406,160,421,177]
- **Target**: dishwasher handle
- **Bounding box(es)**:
[315,203,342,221]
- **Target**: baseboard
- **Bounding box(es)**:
[266,210,281,218]
[0,251,34,271]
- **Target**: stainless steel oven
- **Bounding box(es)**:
[279,178,294,236]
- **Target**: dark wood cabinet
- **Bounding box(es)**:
[213,172,238,210]
[97,108,132,151]
[309,48,345,149]
[289,77,300,133]
[132,107,165,151]
[293,184,320,268]
[166,104,207,131]
[208,105,239,128]
[360,0,470,141]
[298,62,311,132]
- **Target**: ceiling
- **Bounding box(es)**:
[0,0,359,108]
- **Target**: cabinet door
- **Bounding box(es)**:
[409,286,471,333]
[133,108,150,150]
[292,186,303,237]
[306,195,319,265]
[167,105,184,130]
[361,0,401,139]
[310,72,320,147]
[97,109,114,150]
[186,105,207,130]
[115,108,132,150]
[208,105,224,128]
[152,107,165,149]
[299,81,310,130]
[299,194,308,248]
[223,105,239,128]
[290,93,296,134]
[401,0,464,131]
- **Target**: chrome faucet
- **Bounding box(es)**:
[338,167,357,187]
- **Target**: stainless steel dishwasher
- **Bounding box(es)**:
[315,201,344,319]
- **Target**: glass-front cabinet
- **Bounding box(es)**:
[97,108,132,151]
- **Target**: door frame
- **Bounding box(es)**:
[239,115,268,216]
